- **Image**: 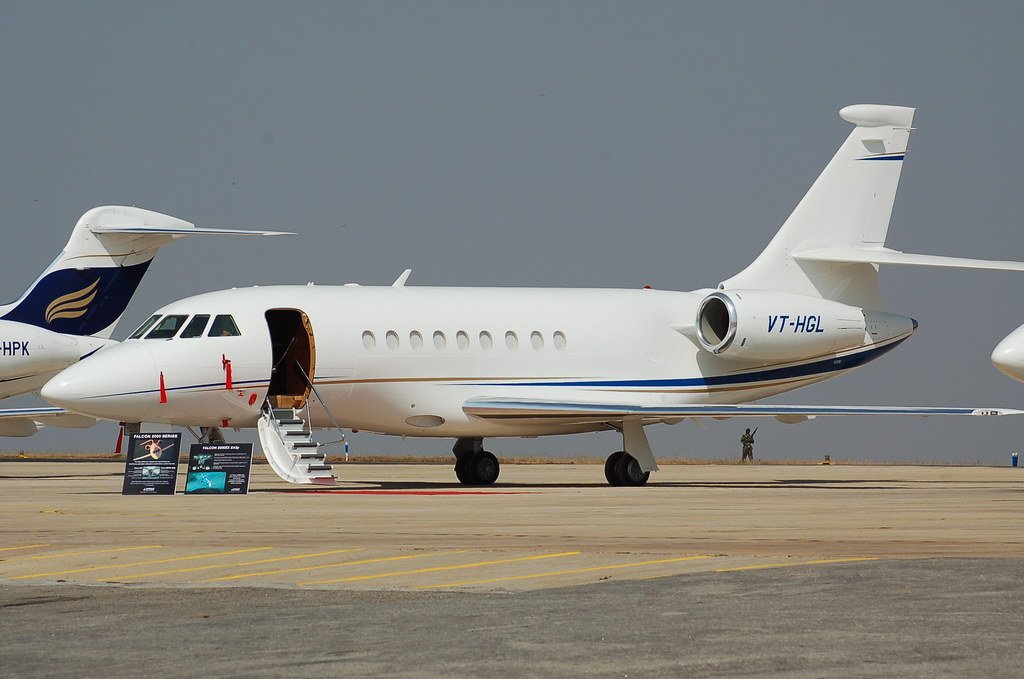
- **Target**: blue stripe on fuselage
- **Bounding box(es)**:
[468,337,908,389]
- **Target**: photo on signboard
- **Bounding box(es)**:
[185,471,228,493]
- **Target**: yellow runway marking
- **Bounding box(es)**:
[0,544,50,553]
[9,547,272,580]
[715,557,879,573]
[201,551,467,582]
[4,546,163,562]
[105,549,363,581]
[303,551,581,585]
[418,554,713,589]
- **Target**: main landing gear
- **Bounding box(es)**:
[453,437,500,486]
[604,451,650,486]
[452,423,656,487]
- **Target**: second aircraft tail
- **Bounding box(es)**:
[0,206,289,338]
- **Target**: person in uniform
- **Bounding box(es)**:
[741,428,755,462]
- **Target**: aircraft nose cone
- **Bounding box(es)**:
[991,325,1024,383]
[42,342,157,422]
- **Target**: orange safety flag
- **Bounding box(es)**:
[222,354,233,390]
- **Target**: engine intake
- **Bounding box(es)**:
[695,290,868,362]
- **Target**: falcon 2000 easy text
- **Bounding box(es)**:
[42,105,1024,485]
[0,206,287,436]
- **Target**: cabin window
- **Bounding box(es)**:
[410,331,423,349]
[553,330,567,350]
[208,315,241,337]
[505,331,519,350]
[129,315,162,339]
[179,315,211,338]
[146,315,188,339]
[479,331,493,350]
[433,331,447,350]
[531,331,544,350]
[386,330,400,350]
[456,330,470,351]
[362,331,376,349]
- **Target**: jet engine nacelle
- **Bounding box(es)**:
[0,320,82,380]
[695,290,867,362]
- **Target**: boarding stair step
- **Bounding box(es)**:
[257,400,337,486]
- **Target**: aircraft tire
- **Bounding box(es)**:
[467,450,500,485]
[454,456,475,484]
[615,453,650,487]
[604,451,626,486]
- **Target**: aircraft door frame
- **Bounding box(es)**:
[264,308,316,409]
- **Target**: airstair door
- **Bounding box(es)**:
[265,308,316,409]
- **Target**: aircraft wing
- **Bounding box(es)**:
[0,407,99,437]
[463,398,1024,425]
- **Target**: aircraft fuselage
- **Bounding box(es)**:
[41,284,914,437]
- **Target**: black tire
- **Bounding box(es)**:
[468,450,500,485]
[615,453,650,487]
[454,456,475,484]
[604,451,626,486]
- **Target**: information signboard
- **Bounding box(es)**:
[185,443,254,494]
[121,433,182,495]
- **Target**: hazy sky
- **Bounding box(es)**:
[2,2,1024,462]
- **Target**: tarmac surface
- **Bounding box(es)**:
[2,461,1023,677]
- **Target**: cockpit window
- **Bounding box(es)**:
[145,315,188,339]
[208,314,241,337]
[179,314,211,338]
[128,315,162,339]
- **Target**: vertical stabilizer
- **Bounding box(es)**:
[0,206,288,339]
[721,104,915,308]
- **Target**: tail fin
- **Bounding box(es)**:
[721,104,915,308]
[0,206,289,338]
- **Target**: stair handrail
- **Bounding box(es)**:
[293,360,347,438]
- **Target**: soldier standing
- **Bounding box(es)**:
[741,427,756,462]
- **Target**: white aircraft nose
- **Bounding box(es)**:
[41,342,158,422]
[991,324,1024,383]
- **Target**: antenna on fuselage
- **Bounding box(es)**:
[392,269,412,287]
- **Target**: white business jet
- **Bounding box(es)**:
[991,325,1024,382]
[0,205,286,436]
[41,105,1024,486]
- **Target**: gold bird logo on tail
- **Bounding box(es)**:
[45,279,99,323]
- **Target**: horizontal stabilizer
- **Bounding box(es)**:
[464,398,1023,425]
[793,247,1024,272]
[89,225,292,237]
